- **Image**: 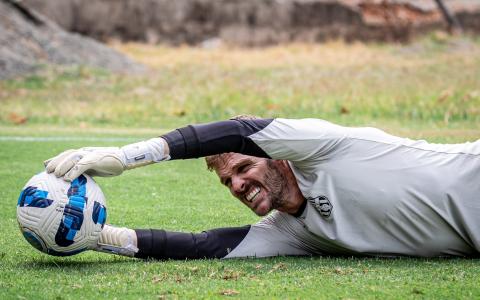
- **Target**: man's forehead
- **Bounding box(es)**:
[214,153,258,175]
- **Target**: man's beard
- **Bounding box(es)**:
[264,160,289,210]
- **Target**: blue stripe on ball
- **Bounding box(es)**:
[55,175,88,247]
[17,187,53,208]
[92,201,107,228]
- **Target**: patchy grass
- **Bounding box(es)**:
[0,132,479,299]
[0,36,480,299]
[0,36,479,129]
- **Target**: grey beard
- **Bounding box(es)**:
[264,160,289,210]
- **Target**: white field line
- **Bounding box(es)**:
[0,136,138,142]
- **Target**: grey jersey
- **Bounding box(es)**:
[226,118,480,258]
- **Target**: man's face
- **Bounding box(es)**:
[214,153,289,216]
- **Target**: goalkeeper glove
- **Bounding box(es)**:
[92,225,138,257]
[44,137,169,181]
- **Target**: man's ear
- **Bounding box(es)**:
[276,159,290,170]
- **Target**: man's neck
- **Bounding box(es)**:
[277,161,306,215]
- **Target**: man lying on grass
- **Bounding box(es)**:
[44,116,480,258]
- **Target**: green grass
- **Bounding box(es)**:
[1,36,479,129]
[1,35,480,299]
[0,134,479,299]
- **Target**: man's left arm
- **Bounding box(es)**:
[163,118,346,162]
[161,118,274,160]
[46,118,342,180]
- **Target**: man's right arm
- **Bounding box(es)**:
[133,226,251,259]
[133,213,311,260]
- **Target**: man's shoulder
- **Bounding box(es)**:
[251,118,349,142]
[255,210,301,229]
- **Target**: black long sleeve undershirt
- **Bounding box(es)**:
[134,226,251,260]
[161,119,274,160]
[144,119,271,259]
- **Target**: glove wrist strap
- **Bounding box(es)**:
[121,138,169,170]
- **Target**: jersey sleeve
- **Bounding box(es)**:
[133,212,312,260]
[224,212,312,258]
[161,118,347,161]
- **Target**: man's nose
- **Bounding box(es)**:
[230,176,246,195]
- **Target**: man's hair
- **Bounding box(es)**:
[205,114,260,171]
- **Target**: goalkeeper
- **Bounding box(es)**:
[45,116,480,258]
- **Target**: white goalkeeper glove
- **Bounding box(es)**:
[44,137,169,181]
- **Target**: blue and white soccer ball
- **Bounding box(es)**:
[17,172,107,256]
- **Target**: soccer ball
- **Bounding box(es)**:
[17,172,107,256]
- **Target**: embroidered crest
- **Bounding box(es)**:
[307,195,333,218]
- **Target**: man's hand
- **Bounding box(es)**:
[44,138,169,181]
[45,147,127,181]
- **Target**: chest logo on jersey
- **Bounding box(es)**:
[307,195,332,218]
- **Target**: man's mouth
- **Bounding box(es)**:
[245,186,261,203]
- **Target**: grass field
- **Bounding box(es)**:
[1,35,480,299]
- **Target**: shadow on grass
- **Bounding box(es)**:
[210,255,480,270]
[18,255,137,271]
[17,254,479,274]
[223,255,478,263]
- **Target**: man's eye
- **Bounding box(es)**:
[238,164,249,173]
[224,179,231,187]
